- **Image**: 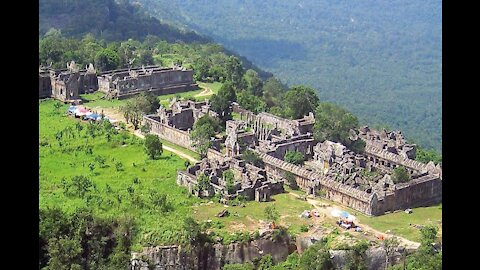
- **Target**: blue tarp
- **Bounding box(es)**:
[85,113,99,120]
[340,211,350,218]
[67,106,77,113]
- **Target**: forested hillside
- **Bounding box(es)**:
[137,0,442,152]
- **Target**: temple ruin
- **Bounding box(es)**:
[39,62,98,102]
[97,64,197,99]
[145,101,442,214]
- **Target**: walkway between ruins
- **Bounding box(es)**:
[85,105,200,164]
[133,130,199,163]
[286,191,421,250]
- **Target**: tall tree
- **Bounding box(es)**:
[262,77,286,108]
[210,81,236,123]
[225,55,245,90]
[284,85,319,119]
[313,102,360,147]
[144,134,163,159]
[244,69,264,96]
[191,115,219,157]
[94,48,120,71]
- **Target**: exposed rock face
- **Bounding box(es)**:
[132,236,405,270]
[131,236,292,270]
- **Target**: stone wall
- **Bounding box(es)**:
[98,66,197,98]
[258,152,375,215]
[373,174,442,215]
[39,73,52,98]
[144,115,195,151]
[266,137,315,160]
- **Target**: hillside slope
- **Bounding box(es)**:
[137,0,442,151]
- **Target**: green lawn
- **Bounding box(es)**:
[39,99,201,250]
[159,138,200,161]
[357,204,442,242]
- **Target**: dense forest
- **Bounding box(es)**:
[137,0,442,152]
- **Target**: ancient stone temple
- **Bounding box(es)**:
[39,61,99,102]
[143,99,217,151]
[97,64,197,99]
[177,157,284,202]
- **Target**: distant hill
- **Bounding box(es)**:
[39,0,210,43]
[137,0,442,152]
[39,0,272,79]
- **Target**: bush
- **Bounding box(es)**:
[300,225,309,232]
[392,166,410,183]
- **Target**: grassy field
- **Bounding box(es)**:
[283,187,442,242]
[357,204,442,242]
[80,81,222,109]
[39,99,201,250]
[193,192,315,237]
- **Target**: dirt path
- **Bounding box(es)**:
[133,130,199,163]
[287,191,420,250]
[195,86,213,97]
[84,104,199,164]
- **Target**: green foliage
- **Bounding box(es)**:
[244,69,264,96]
[237,91,267,114]
[142,0,442,152]
[284,172,298,190]
[242,150,263,168]
[264,204,280,222]
[257,255,274,270]
[225,55,246,90]
[94,48,120,71]
[284,150,305,166]
[223,262,255,270]
[223,170,236,194]
[298,238,333,270]
[39,0,209,43]
[284,86,319,119]
[392,166,410,184]
[262,77,287,108]
[62,175,95,199]
[121,92,160,129]
[415,147,442,165]
[300,225,309,232]
[210,81,237,123]
[191,115,219,157]
[314,102,360,147]
[197,174,210,191]
[273,252,300,270]
[144,134,163,159]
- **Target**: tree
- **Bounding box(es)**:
[237,91,266,114]
[284,172,298,190]
[94,48,120,71]
[415,147,442,165]
[225,55,245,90]
[313,102,360,147]
[191,115,219,157]
[392,166,410,184]
[242,150,263,167]
[382,236,400,269]
[210,81,237,123]
[121,92,159,129]
[223,170,236,194]
[298,239,333,270]
[244,69,264,96]
[144,134,163,159]
[284,86,320,119]
[264,205,280,222]
[262,77,286,108]
[284,150,305,165]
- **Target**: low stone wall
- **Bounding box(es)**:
[144,115,196,151]
[266,138,315,160]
